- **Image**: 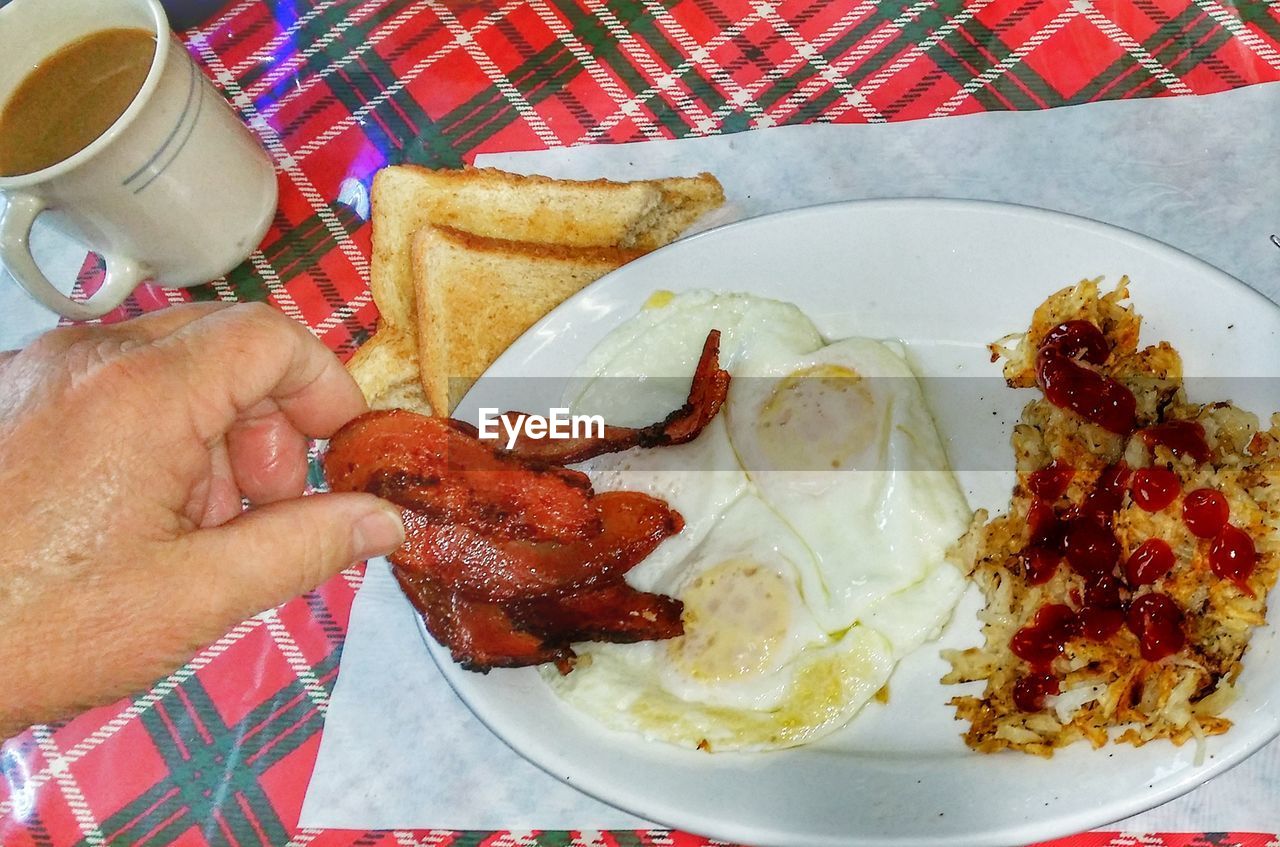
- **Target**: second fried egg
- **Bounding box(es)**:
[548,291,970,750]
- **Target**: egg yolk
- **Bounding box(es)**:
[643,289,677,309]
[669,559,791,682]
[755,364,881,471]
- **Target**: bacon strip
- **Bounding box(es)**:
[394,569,570,671]
[326,409,601,543]
[499,329,731,464]
[324,331,730,672]
[395,567,685,672]
[394,491,682,602]
[509,584,684,644]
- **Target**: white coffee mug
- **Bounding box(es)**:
[0,0,277,320]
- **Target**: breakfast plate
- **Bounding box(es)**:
[423,199,1280,846]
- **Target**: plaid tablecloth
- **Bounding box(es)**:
[3,1,1280,844]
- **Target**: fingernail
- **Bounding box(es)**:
[352,504,405,559]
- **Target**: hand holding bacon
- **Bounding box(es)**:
[325,330,731,672]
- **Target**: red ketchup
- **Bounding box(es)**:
[1140,421,1210,464]
[1039,320,1111,364]
[1182,488,1228,538]
[1077,463,1131,526]
[1035,321,1136,434]
[1021,499,1065,584]
[1125,538,1175,586]
[1013,672,1061,712]
[1209,525,1257,594]
[1126,593,1186,661]
[1011,604,1095,712]
[1028,460,1074,501]
[1021,545,1062,585]
[1010,604,1081,667]
[1079,574,1126,641]
[1063,519,1121,577]
[1009,323,1213,699]
[1130,467,1179,512]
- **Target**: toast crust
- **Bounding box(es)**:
[359,166,725,414]
[412,225,641,413]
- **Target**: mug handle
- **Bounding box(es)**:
[0,191,149,321]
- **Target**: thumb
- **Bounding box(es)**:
[179,492,405,623]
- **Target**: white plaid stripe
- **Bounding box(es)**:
[644,0,777,126]
[211,275,239,302]
[284,827,322,847]
[1075,3,1196,96]
[31,726,107,847]
[820,0,996,123]
[250,249,309,324]
[162,285,190,306]
[259,1,436,120]
[190,0,259,41]
[1193,0,1280,71]
[753,1,889,124]
[288,0,530,159]
[232,0,351,78]
[930,3,1081,117]
[582,0,719,135]
[393,830,459,846]
[313,289,374,340]
[579,5,771,141]
[430,0,562,149]
[490,832,541,847]
[341,562,366,592]
[0,618,263,820]
[528,0,669,141]
[262,609,331,715]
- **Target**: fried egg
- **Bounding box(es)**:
[548,291,970,750]
[567,292,822,582]
[544,495,896,750]
[726,336,972,643]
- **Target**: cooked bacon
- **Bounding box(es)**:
[509,584,684,644]
[498,329,731,464]
[324,332,730,672]
[394,568,683,673]
[394,568,570,671]
[326,409,600,542]
[394,491,683,602]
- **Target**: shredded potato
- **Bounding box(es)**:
[944,278,1280,756]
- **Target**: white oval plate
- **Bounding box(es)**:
[428,199,1280,847]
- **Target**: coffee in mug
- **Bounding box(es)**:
[0,28,156,177]
[0,0,278,320]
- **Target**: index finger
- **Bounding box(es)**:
[160,302,368,441]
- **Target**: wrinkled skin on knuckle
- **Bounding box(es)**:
[220,303,287,362]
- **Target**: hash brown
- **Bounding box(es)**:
[943,278,1280,756]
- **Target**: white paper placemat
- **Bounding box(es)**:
[301,81,1280,833]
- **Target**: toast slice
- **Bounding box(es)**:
[345,327,430,413]
[370,166,724,331]
[412,225,644,413]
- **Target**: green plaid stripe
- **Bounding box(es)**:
[1076,2,1235,101]
[77,652,341,846]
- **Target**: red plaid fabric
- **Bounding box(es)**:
[8,0,1280,844]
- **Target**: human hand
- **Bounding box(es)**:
[0,303,404,737]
